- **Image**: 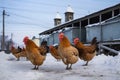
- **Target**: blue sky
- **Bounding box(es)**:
[0,0,120,44]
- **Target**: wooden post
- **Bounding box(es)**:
[2,10,5,51]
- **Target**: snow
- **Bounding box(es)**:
[55,12,62,19]
[0,51,120,80]
[66,5,74,13]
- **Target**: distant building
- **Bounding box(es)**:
[39,3,120,45]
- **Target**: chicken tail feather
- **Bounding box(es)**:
[91,37,97,45]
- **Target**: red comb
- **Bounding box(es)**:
[75,38,79,40]
[59,32,64,38]
[23,36,29,42]
[74,38,80,44]
[49,45,53,48]
[74,38,79,42]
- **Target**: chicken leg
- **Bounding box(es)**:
[83,61,88,66]
[32,65,37,70]
[66,64,72,70]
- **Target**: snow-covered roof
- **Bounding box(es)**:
[66,5,74,13]
[55,12,61,19]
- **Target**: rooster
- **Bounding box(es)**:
[58,33,79,70]
[49,45,62,61]
[74,37,98,66]
[23,36,46,70]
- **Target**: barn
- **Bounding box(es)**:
[39,3,120,44]
[86,14,120,42]
[39,3,120,55]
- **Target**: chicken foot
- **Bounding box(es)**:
[32,66,39,70]
[32,65,39,70]
[17,58,19,61]
[69,64,72,69]
[83,61,88,66]
[66,65,69,70]
[32,65,37,70]
[36,66,39,70]
[66,64,72,70]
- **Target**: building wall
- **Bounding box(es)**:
[46,27,81,45]
[72,27,80,43]
[47,34,54,45]
[86,16,120,42]
[102,21,120,41]
[64,29,72,42]
[53,32,59,44]
[86,25,101,42]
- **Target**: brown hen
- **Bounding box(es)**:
[74,37,98,66]
[58,33,79,70]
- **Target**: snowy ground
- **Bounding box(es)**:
[0,51,120,80]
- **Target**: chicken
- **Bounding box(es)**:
[23,36,46,70]
[40,40,49,53]
[17,46,22,53]
[58,33,79,70]
[20,47,28,60]
[49,45,62,61]
[10,46,19,61]
[39,45,48,56]
[74,37,98,66]
[10,46,27,61]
